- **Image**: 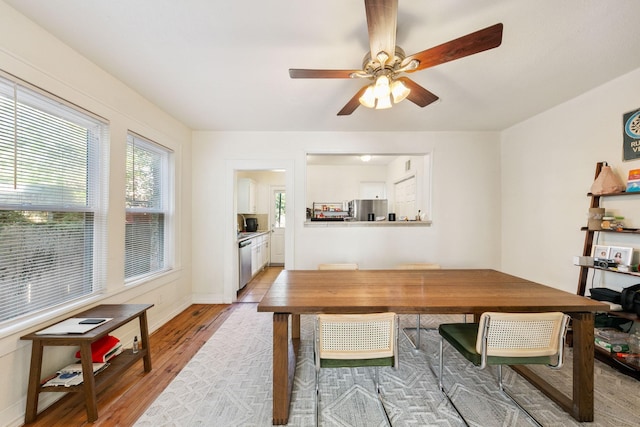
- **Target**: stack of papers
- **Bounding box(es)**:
[42,362,108,387]
[35,318,112,335]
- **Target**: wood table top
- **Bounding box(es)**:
[21,303,154,342]
[257,269,609,315]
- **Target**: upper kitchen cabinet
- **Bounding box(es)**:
[237,178,256,214]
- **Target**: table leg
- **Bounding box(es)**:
[24,341,44,423]
[570,312,595,422]
[139,311,152,372]
[512,312,595,422]
[272,313,297,425]
[79,341,98,422]
[291,314,300,340]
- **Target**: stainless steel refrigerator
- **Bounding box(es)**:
[348,199,388,221]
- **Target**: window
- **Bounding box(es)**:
[0,73,108,323]
[274,190,286,227]
[125,133,171,280]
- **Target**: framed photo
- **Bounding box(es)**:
[592,245,610,259]
[609,246,633,266]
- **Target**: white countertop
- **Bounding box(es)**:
[237,230,270,242]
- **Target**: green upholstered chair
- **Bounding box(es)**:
[438,311,570,427]
[314,312,399,426]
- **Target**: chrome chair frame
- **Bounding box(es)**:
[437,312,570,427]
[314,312,399,427]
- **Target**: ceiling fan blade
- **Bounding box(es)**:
[289,69,361,79]
[405,23,503,72]
[365,0,397,61]
[337,85,369,116]
[396,77,439,107]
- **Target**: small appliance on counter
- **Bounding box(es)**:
[245,218,258,232]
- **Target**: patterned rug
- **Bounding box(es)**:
[135,303,639,426]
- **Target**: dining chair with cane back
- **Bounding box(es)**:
[317,263,359,270]
[395,263,441,350]
[437,311,570,427]
[314,312,399,426]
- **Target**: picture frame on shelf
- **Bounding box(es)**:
[609,246,633,266]
[592,245,610,259]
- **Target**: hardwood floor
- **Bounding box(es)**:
[23,266,281,427]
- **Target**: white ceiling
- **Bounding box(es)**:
[5,0,640,132]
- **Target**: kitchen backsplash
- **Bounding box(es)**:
[237,213,269,232]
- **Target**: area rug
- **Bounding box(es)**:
[135,303,639,426]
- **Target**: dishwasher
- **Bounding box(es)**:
[238,239,252,290]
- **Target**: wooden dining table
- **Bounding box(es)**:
[257,268,609,425]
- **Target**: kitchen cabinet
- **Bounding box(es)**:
[247,233,270,278]
[237,178,256,214]
[261,234,270,268]
[251,236,260,276]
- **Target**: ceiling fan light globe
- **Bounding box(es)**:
[391,80,410,103]
[359,86,376,108]
[375,95,392,110]
[373,75,391,99]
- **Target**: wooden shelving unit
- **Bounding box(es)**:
[577,162,639,379]
[20,304,153,423]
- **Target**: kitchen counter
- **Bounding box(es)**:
[304,220,432,228]
[237,230,270,242]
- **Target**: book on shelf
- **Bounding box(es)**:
[42,362,109,387]
[627,169,640,192]
[74,334,122,363]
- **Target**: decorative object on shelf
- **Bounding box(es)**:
[610,246,633,266]
[588,207,605,230]
[623,108,640,161]
[592,244,611,259]
[590,244,633,268]
[590,162,625,195]
[627,169,640,192]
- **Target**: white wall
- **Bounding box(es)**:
[306,164,388,205]
[501,67,640,294]
[0,3,193,425]
[192,131,502,302]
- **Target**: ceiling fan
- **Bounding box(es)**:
[289,0,503,116]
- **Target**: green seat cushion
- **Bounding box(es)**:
[320,356,394,368]
[438,323,553,366]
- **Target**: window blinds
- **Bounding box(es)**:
[0,73,108,323]
[125,133,170,280]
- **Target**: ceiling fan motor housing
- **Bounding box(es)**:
[361,46,406,79]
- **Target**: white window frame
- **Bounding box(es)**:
[125,132,173,283]
[0,71,109,326]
